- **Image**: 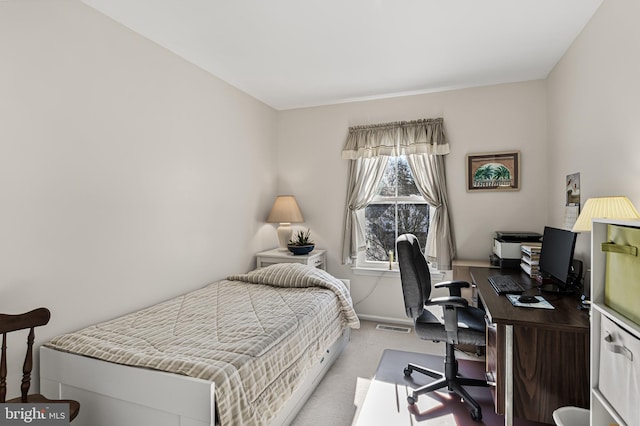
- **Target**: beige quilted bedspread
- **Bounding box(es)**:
[46,263,359,425]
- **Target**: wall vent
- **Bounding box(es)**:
[376,324,411,333]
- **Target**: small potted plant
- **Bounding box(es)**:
[287,228,315,255]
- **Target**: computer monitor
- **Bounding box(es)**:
[538,226,578,293]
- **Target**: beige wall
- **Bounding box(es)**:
[547,0,640,268]
[277,81,549,321]
[0,0,277,397]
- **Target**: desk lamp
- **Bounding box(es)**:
[571,196,640,308]
[267,195,304,250]
[572,196,640,233]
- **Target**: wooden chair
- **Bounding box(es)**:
[1,308,80,421]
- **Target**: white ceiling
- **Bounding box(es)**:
[82,0,603,110]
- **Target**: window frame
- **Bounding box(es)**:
[355,156,430,270]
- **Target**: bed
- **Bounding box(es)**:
[40,263,359,426]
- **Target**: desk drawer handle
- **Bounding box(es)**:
[604,332,633,361]
[485,372,496,387]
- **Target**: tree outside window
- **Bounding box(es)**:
[364,156,429,262]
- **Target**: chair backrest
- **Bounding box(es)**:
[396,234,432,319]
[0,308,51,403]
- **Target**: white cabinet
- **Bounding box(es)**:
[256,248,326,270]
[590,219,640,426]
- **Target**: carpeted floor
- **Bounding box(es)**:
[355,349,550,426]
[290,320,483,426]
[290,320,552,426]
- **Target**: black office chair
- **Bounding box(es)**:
[396,234,488,422]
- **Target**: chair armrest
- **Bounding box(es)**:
[434,280,470,289]
[427,296,469,343]
[426,296,469,309]
[434,280,470,297]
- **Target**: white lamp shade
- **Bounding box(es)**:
[267,195,304,224]
[267,195,304,249]
[572,196,640,232]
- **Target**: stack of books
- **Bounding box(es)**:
[521,244,542,278]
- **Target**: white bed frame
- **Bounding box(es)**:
[40,327,350,426]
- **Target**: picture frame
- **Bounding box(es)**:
[466,151,520,192]
[566,172,580,205]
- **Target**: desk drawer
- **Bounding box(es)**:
[485,317,504,414]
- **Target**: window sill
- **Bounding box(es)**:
[352,266,445,281]
[352,267,400,277]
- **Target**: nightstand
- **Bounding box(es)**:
[256,248,327,270]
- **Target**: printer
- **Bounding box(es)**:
[491,231,542,269]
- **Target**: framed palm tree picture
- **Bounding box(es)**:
[466,151,520,191]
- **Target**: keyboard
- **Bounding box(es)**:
[488,275,526,295]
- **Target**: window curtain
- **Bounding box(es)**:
[406,153,455,270]
[341,156,389,264]
[342,118,449,159]
[341,118,456,269]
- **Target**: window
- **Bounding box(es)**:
[341,118,455,270]
[360,156,430,267]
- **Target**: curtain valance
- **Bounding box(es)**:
[341,118,449,160]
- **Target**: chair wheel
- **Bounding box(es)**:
[403,367,412,376]
[407,395,416,405]
[471,409,482,422]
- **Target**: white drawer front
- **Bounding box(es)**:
[599,315,640,425]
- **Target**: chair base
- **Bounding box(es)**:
[403,344,488,422]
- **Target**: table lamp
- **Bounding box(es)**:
[570,196,640,308]
[572,196,640,233]
[267,195,304,250]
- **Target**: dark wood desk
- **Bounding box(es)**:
[469,267,590,425]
